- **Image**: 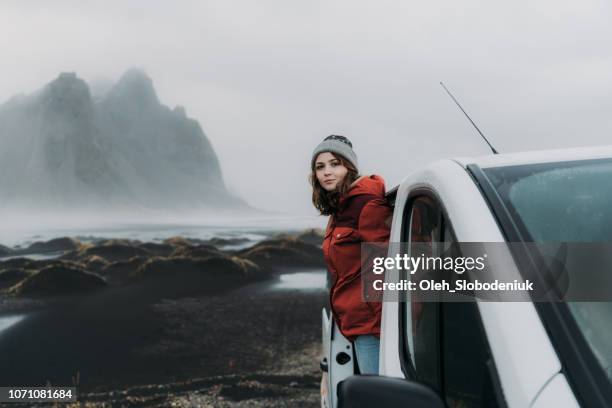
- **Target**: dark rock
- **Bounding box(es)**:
[0,269,35,290]
[32,260,87,273]
[0,244,12,256]
[9,265,107,296]
[294,229,325,246]
[170,244,224,259]
[83,255,110,272]
[100,256,148,285]
[0,257,33,270]
[61,244,151,263]
[97,239,143,247]
[204,237,251,247]
[237,237,324,270]
[0,258,85,272]
[132,255,259,279]
[17,237,81,255]
[163,236,193,247]
[129,256,261,293]
[137,242,174,257]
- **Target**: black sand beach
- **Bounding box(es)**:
[0,230,327,407]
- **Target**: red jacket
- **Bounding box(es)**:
[322,174,393,340]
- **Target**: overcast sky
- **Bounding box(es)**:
[1,0,611,216]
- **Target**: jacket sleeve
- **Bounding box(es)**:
[358,198,392,307]
[358,198,393,242]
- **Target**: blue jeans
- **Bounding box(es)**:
[354,335,380,374]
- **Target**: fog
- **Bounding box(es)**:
[1,0,611,215]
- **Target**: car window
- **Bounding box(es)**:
[404,196,442,391]
[442,231,503,408]
[483,159,612,242]
[402,195,503,407]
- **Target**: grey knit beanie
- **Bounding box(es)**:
[311,135,358,171]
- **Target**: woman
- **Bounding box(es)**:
[310,134,392,375]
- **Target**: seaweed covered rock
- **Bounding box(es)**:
[96,239,142,247]
[237,237,324,270]
[100,256,148,285]
[17,237,82,255]
[294,229,325,247]
[61,243,152,263]
[137,242,175,257]
[0,257,33,270]
[0,258,85,272]
[128,255,261,296]
[132,256,259,280]
[9,265,107,296]
[163,236,194,247]
[170,244,225,259]
[0,244,12,256]
[82,255,110,272]
[204,237,251,248]
[0,269,35,290]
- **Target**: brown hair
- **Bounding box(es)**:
[309,152,359,215]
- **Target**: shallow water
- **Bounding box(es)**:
[232,269,328,295]
[0,215,325,249]
[0,314,26,337]
[272,271,327,291]
[0,216,326,249]
[0,252,64,261]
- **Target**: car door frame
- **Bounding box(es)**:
[379,159,566,407]
[396,189,507,406]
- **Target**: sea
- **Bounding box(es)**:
[0,214,327,252]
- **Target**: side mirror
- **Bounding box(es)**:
[338,375,445,408]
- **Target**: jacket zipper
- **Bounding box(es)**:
[325,218,340,329]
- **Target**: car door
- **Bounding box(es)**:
[321,307,355,408]
[399,194,507,408]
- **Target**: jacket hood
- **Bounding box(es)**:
[340,174,386,203]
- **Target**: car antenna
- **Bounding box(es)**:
[440,81,499,154]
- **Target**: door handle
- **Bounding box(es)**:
[320,357,329,372]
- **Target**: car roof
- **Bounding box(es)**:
[452,144,612,169]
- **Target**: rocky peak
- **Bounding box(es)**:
[105,68,159,108]
[40,72,93,113]
[0,69,249,214]
[173,105,187,117]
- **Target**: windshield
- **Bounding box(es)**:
[484,158,612,242]
[483,158,612,383]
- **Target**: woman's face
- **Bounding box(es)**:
[314,152,348,192]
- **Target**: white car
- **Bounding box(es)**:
[322,145,612,408]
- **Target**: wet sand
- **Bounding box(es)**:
[0,277,326,407]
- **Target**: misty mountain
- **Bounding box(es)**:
[0,69,248,214]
